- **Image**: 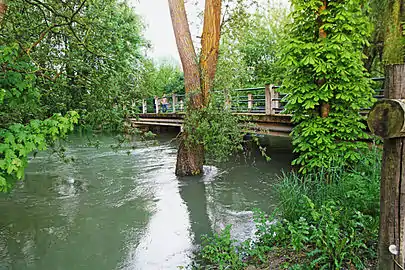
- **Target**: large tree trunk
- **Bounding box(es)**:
[168,0,222,176]
[168,0,204,176]
[199,0,221,105]
[168,0,201,94]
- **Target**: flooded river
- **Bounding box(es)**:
[0,133,292,270]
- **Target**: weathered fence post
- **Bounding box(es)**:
[142,99,147,114]
[154,97,159,114]
[271,86,279,114]
[265,84,273,115]
[367,64,405,270]
[248,93,253,111]
[172,93,177,113]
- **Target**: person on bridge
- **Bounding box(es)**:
[161,96,169,113]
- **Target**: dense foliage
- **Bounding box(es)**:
[140,60,184,97]
[183,92,245,163]
[0,41,80,191]
[0,0,151,190]
[195,149,381,269]
[280,0,375,173]
[2,0,148,130]
[214,0,288,90]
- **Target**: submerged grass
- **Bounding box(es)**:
[193,147,382,270]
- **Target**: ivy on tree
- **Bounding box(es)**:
[281,0,375,173]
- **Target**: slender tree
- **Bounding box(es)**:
[168,0,221,176]
[200,0,221,105]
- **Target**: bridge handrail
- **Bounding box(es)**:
[141,77,385,115]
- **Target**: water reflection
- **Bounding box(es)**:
[122,145,194,270]
[178,172,212,246]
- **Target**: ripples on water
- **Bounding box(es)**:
[0,134,292,270]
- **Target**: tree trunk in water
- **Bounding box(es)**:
[168,0,204,176]
[0,0,7,24]
[168,0,222,176]
[378,65,405,270]
[175,138,205,176]
[199,0,221,105]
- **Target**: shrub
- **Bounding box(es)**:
[196,225,246,270]
[194,148,381,269]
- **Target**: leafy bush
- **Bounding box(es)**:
[196,225,246,270]
[280,0,375,173]
[184,92,245,163]
[253,198,378,270]
[194,148,381,269]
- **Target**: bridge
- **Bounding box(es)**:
[130,78,385,137]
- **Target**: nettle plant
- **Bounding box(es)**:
[281,0,375,173]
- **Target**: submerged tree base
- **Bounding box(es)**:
[175,136,204,177]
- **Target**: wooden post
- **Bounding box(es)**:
[142,99,147,114]
[367,64,405,270]
[172,93,177,113]
[265,84,273,115]
[271,87,280,114]
[248,93,253,111]
[154,97,159,114]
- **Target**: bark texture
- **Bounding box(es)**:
[383,0,405,64]
[168,0,222,176]
[168,0,201,94]
[368,99,405,138]
[199,0,221,105]
[378,64,405,270]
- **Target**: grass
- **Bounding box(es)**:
[193,147,382,270]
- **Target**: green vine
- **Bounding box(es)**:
[280,0,375,173]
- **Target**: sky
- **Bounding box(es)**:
[130,0,203,65]
[130,0,289,66]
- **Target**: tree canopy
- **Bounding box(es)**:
[0,0,151,190]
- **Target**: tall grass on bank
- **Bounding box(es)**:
[194,148,382,270]
[277,147,381,222]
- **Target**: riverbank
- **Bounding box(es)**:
[194,147,381,269]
